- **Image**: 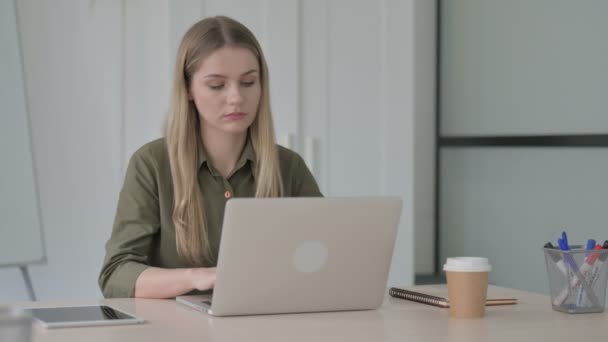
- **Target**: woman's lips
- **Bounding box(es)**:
[223,112,246,121]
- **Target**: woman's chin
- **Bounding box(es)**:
[220,123,251,136]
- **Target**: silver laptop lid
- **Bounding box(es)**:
[208,197,402,316]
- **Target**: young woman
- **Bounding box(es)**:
[99,16,321,299]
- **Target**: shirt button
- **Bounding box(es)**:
[224,191,232,199]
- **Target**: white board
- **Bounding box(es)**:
[0,0,46,267]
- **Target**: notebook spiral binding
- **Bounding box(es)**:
[389,288,449,308]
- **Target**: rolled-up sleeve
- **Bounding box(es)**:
[99,148,160,298]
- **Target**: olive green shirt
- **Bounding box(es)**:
[99,138,322,298]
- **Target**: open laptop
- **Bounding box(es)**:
[176,197,402,316]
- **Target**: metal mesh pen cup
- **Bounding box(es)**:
[543,247,608,313]
[0,306,32,342]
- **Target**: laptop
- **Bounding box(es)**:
[176,197,402,316]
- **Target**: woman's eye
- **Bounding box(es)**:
[209,84,224,90]
[241,81,256,87]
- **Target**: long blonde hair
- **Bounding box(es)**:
[165,16,283,266]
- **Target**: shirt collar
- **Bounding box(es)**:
[197,135,257,178]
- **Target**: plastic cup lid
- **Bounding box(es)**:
[443,257,492,272]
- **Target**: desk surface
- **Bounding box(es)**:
[23,285,607,342]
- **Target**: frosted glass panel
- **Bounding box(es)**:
[441,0,608,136]
[440,148,608,294]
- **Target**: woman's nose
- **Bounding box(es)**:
[227,85,243,105]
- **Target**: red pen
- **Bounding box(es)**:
[579,244,608,306]
[555,244,604,306]
[584,245,604,266]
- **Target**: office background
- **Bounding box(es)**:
[2,0,607,303]
[0,0,434,302]
[438,0,608,296]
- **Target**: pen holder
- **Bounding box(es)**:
[543,247,608,313]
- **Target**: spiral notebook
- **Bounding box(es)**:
[389,287,518,308]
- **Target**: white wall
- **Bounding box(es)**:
[0,0,435,303]
[124,0,172,164]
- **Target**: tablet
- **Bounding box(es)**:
[22,305,144,329]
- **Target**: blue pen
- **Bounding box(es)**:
[558,237,579,271]
[553,238,572,306]
[554,237,580,306]
[562,231,570,249]
[558,237,568,252]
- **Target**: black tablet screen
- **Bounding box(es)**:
[24,305,135,323]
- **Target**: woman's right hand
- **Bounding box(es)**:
[134,266,217,298]
[188,267,217,291]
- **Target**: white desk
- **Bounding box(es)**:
[23,285,607,342]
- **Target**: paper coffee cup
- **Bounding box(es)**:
[443,257,492,318]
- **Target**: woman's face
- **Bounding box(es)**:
[189,46,261,137]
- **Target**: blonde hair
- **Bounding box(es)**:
[165,16,283,266]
